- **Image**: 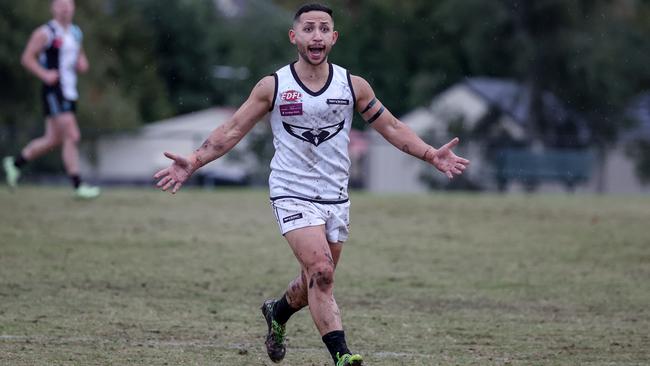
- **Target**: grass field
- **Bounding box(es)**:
[1,186,649,365]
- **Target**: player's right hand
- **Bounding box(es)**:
[42,70,59,86]
[153,152,195,194]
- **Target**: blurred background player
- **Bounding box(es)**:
[153,3,468,365]
[3,0,100,199]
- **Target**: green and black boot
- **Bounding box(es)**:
[261,299,286,363]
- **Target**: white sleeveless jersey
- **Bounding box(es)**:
[268,62,356,203]
[39,20,83,100]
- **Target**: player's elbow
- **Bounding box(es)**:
[77,59,89,73]
[21,53,39,74]
[20,54,31,69]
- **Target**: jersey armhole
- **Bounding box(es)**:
[269,73,278,112]
[72,24,83,43]
[43,22,56,48]
[346,70,357,110]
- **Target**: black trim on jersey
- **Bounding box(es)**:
[367,106,385,124]
[361,98,377,114]
[269,73,278,112]
[290,61,333,97]
[346,70,356,110]
[44,22,59,70]
[270,195,349,204]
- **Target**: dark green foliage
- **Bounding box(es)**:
[0,0,49,154]
[1,0,649,177]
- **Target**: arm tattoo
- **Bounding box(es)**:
[200,139,211,151]
[421,147,433,162]
[402,145,433,162]
[194,154,204,168]
[361,97,377,114]
[366,106,385,124]
[197,138,225,155]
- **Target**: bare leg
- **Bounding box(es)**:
[285,241,343,310]
[21,118,62,161]
[55,112,81,175]
[285,225,343,336]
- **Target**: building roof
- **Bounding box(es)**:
[464,77,570,126]
[463,77,591,146]
[141,107,236,138]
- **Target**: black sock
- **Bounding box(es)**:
[273,293,299,325]
[322,330,350,365]
[70,175,82,189]
[14,154,27,168]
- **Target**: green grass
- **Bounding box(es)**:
[1,186,649,365]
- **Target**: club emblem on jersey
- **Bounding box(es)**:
[52,37,63,49]
[281,90,302,102]
[283,120,345,147]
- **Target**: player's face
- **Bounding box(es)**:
[290,11,338,66]
[51,0,75,24]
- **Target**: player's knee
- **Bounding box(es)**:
[63,132,80,144]
[308,263,335,292]
[44,136,61,149]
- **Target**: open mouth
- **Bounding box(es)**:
[308,45,325,58]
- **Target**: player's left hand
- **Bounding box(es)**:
[76,55,89,73]
[431,137,470,179]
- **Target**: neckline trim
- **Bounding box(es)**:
[289,61,333,97]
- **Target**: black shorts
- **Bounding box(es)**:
[42,86,76,117]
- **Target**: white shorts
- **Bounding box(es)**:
[270,198,350,243]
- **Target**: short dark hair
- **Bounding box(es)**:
[293,3,333,22]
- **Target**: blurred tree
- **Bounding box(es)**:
[134,0,218,114]
[209,0,295,106]
[129,0,294,113]
[75,0,173,136]
[273,0,517,118]
[0,0,49,157]
[2,0,649,184]
[553,0,650,190]
[274,0,650,188]
[0,0,173,170]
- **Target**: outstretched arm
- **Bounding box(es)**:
[350,75,469,179]
[153,75,275,193]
